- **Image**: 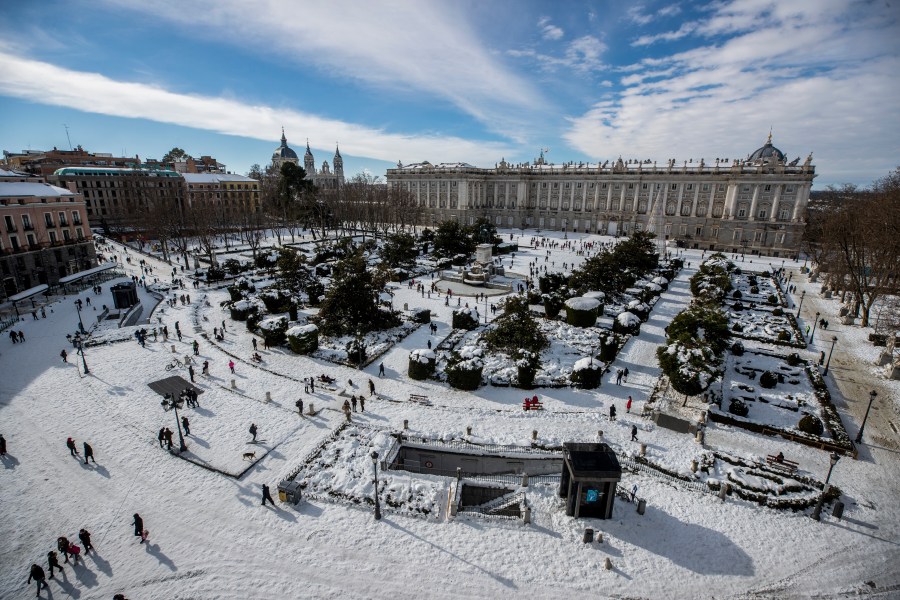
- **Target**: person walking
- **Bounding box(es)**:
[0,433,6,456]
[202,360,209,376]
[261,483,275,506]
[342,399,351,421]
[626,396,633,413]
[83,442,95,464]
[181,416,190,436]
[188,365,195,383]
[309,378,314,393]
[631,425,638,442]
[57,536,71,563]
[164,428,173,450]
[359,395,365,412]
[615,369,623,385]
[368,379,375,395]
[351,396,358,412]
[295,398,304,416]
[132,513,144,543]
[157,428,166,448]
[78,528,93,554]
[623,367,629,383]
[28,563,47,596]
[249,423,258,442]
[378,363,385,377]
[192,340,199,356]
[66,437,78,457]
[609,405,617,422]
[67,541,81,565]
[60,349,68,363]
[252,338,257,351]
[47,550,63,578]
[228,360,235,374]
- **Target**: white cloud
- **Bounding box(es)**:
[538,16,564,40]
[627,3,682,26]
[101,0,541,140]
[566,0,900,185]
[0,51,516,165]
[632,22,697,46]
[507,36,607,73]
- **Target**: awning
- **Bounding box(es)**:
[8,284,49,303]
[58,261,119,284]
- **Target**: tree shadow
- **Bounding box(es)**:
[145,542,177,571]
[603,504,755,576]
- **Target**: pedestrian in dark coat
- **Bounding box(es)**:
[132,513,144,542]
[295,399,303,415]
[67,437,78,456]
[359,396,365,412]
[83,442,95,464]
[57,536,71,563]
[0,433,6,456]
[378,363,385,377]
[623,367,629,383]
[609,405,616,421]
[47,550,63,577]
[28,563,47,595]
[157,428,165,448]
[252,338,257,351]
[368,379,375,395]
[61,349,68,363]
[164,428,174,450]
[351,396,358,412]
[181,416,190,436]
[631,425,638,442]
[78,528,93,554]
[261,483,275,506]
[188,365,195,383]
[249,423,258,442]
[192,340,199,355]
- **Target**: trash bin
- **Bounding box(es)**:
[637,499,646,515]
[277,480,303,504]
[583,528,594,543]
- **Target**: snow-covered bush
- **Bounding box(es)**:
[408,349,436,380]
[515,349,540,389]
[446,346,483,390]
[731,341,745,356]
[613,311,641,335]
[626,299,650,321]
[287,324,319,354]
[230,298,259,322]
[728,398,750,416]
[564,296,602,328]
[798,413,824,436]
[259,289,293,313]
[570,357,602,389]
[411,308,431,324]
[542,293,564,318]
[258,316,289,346]
[759,371,778,389]
[599,333,619,361]
[452,307,479,330]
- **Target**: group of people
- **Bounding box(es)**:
[66,437,96,464]
[8,329,26,343]
[27,529,94,596]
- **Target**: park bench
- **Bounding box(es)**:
[523,398,544,411]
[766,455,799,473]
[409,394,432,406]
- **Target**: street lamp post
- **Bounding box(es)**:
[796,290,806,318]
[356,330,363,370]
[855,390,878,444]
[75,299,86,334]
[810,311,820,342]
[824,336,838,376]
[161,393,188,452]
[811,452,840,521]
[75,339,90,375]
[371,451,382,520]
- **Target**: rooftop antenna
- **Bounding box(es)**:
[63,124,73,150]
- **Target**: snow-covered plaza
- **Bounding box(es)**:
[1,229,898,599]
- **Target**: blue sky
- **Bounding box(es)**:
[1,0,898,187]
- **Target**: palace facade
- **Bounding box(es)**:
[386,137,815,257]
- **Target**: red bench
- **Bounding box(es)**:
[766,455,799,473]
[523,398,543,411]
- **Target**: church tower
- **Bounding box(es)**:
[304,140,316,176]
[333,144,344,184]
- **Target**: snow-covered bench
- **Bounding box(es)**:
[409,394,432,405]
[766,455,799,473]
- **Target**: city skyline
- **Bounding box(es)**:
[1,0,898,186]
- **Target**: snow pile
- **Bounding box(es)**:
[258,316,288,332]
[456,345,484,369]
[572,357,601,372]
[564,296,601,311]
[652,276,669,286]
[583,290,606,300]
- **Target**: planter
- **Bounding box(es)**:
[287,324,319,354]
[408,349,436,380]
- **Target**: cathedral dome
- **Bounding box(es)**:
[748,134,785,162]
[273,129,298,160]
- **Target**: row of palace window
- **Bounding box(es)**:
[409,181,797,193]
[4,211,83,233]
[2,227,85,251]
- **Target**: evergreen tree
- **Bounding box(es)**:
[318,249,397,336]
[381,231,418,268]
[433,220,476,258]
[484,296,548,354]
